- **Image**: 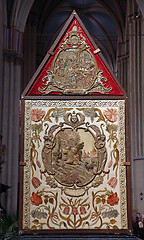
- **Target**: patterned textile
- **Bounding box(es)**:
[22,100,127,230]
[28,19,123,96]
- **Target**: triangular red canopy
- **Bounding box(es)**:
[23,11,125,97]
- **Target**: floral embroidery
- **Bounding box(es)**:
[51,212,60,223]
[80,206,86,215]
[31,209,47,219]
[30,192,42,206]
[27,103,124,230]
[108,177,118,189]
[102,209,119,219]
[82,108,97,122]
[36,160,41,168]
[63,206,70,215]
[49,198,54,204]
[31,109,45,122]
[32,177,42,189]
[72,206,78,215]
[107,192,119,206]
[103,108,118,122]
[108,160,113,168]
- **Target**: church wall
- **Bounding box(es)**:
[117,0,144,218]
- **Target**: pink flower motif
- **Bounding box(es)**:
[51,212,60,223]
[103,108,118,122]
[72,206,78,215]
[108,177,118,189]
[32,177,42,189]
[80,206,86,215]
[31,109,45,122]
[108,160,113,168]
[90,212,99,222]
[36,160,41,168]
[63,206,70,215]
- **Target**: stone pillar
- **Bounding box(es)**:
[117,41,129,92]
[0,0,34,216]
[141,14,144,157]
[1,32,23,214]
[128,0,144,159]
[0,0,3,133]
[117,0,144,217]
[126,0,144,216]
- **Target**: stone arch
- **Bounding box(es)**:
[10,0,34,32]
[16,0,34,32]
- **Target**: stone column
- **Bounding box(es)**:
[0,0,3,134]
[1,39,23,215]
[141,13,144,157]
[0,0,34,216]
[126,0,144,216]
[117,0,144,217]
[117,41,129,92]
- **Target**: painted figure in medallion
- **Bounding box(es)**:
[41,111,108,188]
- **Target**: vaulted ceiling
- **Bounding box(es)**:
[27,0,127,70]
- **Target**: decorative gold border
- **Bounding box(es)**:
[23,100,32,229]
[118,100,128,229]
[31,100,119,108]
[23,100,127,230]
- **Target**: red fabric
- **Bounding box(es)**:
[28,19,123,96]
[93,55,123,95]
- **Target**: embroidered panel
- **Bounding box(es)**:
[27,19,123,96]
[23,100,127,230]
